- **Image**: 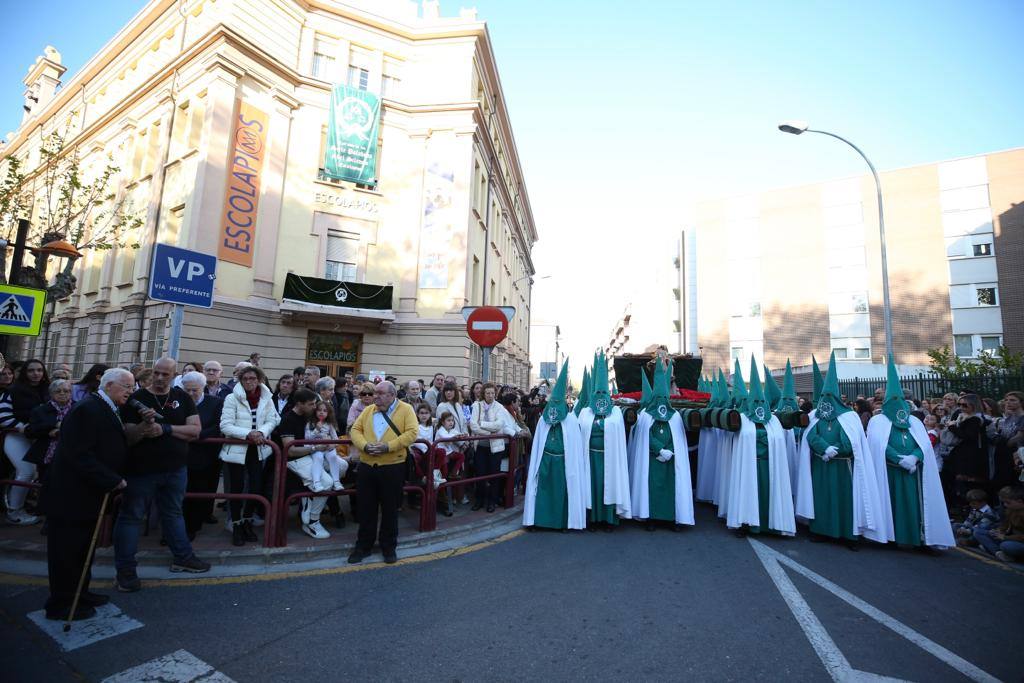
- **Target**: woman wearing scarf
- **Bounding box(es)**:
[27,379,76,524]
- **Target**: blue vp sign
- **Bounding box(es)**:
[149,243,217,308]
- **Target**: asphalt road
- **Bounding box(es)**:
[2,504,1021,682]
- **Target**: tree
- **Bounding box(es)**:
[927,344,1024,379]
[0,125,142,295]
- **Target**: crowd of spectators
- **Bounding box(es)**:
[794,386,1024,562]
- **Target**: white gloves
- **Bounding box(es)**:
[657,448,674,463]
[899,455,919,473]
[822,446,838,461]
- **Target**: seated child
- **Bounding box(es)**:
[952,488,999,545]
[306,400,347,492]
[411,404,446,488]
[974,486,1024,562]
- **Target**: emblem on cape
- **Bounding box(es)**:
[896,408,909,424]
[817,400,834,419]
[594,397,610,414]
[338,97,374,140]
[754,406,766,421]
[547,407,560,423]
[657,404,667,418]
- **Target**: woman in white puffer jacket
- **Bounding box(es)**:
[219,366,280,545]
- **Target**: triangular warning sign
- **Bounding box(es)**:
[0,294,30,323]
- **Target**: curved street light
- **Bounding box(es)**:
[778,121,895,364]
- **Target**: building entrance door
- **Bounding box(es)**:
[305,330,361,381]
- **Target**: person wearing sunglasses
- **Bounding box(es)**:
[946,394,988,506]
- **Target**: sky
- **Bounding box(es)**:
[3,0,1023,374]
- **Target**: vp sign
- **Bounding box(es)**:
[149,243,217,308]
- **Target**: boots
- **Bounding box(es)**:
[241,520,258,542]
[231,523,246,546]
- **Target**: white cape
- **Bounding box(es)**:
[523,413,590,529]
[795,411,889,543]
[715,429,735,516]
[726,415,796,535]
[782,428,799,498]
[579,407,632,519]
[695,427,719,503]
[866,415,954,548]
[627,412,695,525]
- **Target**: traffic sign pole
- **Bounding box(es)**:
[482,347,491,382]
[167,304,184,359]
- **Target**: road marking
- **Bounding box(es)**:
[0,529,525,588]
[26,603,143,652]
[102,649,234,682]
[954,546,1024,576]
[749,539,1000,683]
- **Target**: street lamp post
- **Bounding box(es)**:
[778,121,895,364]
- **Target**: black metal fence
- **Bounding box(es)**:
[839,370,1024,401]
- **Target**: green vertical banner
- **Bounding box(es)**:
[324,84,381,186]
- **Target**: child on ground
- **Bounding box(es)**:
[306,400,347,492]
[953,488,999,546]
[411,404,446,489]
[973,486,1024,562]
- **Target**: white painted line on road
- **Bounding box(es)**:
[27,602,143,652]
[102,649,235,682]
[750,539,1001,683]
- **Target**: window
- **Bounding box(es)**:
[107,323,123,365]
[325,234,359,282]
[853,347,870,359]
[980,336,1002,354]
[972,242,992,257]
[832,348,849,359]
[976,287,997,306]
[144,318,167,365]
[72,326,89,377]
[730,347,743,363]
[48,331,61,367]
[382,75,401,99]
[954,334,973,358]
[312,38,336,81]
[348,66,369,91]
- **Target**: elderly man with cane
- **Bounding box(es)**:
[43,368,134,623]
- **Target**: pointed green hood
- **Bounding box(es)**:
[544,360,570,425]
[745,356,771,424]
[763,364,783,410]
[815,351,850,421]
[732,358,749,411]
[777,359,800,413]
[574,367,591,417]
[811,354,824,404]
[640,365,653,410]
[645,358,674,422]
[707,371,720,409]
[591,351,613,417]
[881,355,911,429]
[718,369,731,410]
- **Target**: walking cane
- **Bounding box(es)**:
[64,492,110,632]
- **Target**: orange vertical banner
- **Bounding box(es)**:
[218,100,269,267]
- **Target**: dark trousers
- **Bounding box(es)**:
[225,447,263,524]
[46,517,98,612]
[355,462,405,553]
[474,444,503,506]
[184,463,220,535]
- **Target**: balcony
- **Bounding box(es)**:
[280,273,395,330]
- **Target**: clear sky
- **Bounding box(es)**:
[3,1,1023,375]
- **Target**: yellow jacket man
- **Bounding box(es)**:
[348,381,418,564]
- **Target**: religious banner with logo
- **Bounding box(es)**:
[323,84,380,186]
[282,273,392,311]
[219,100,269,267]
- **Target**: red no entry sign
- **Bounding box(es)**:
[462,306,516,348]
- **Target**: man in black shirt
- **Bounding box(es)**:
[276,388,334,539]
[113,358,208,592]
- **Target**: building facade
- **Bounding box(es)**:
[2,0,537,386]
[694,148,1024,374]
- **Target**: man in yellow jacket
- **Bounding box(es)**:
[348,380,418,564]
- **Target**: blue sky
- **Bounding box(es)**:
[3,0,1022,366]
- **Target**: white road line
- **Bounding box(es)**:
[750,539,1001,683]
[27,602,143,652]
[102,649,235,682]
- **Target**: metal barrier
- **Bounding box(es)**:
[422,433,518,532]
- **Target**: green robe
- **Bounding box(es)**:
[533,423,568,529]
[885,427,923,546]
[588,417,618,525]
[806,419,856,540]
[749,424,771,534]
[648,421,675,522]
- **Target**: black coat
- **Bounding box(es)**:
[24,401,64,466]
[948,414,989,480]
[44,394,127,521]
[188,395,224,469]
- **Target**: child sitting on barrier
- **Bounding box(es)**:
[306,400,346,492]
[436,411,467,480]
[411,404,446,489]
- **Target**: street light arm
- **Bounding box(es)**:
[806,129,881,187]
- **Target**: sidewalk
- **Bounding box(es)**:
[0,497,524,580]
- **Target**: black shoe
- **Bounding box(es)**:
[170,556,211,573]
[383,550,398,564]
[442,508,453,517]
[204,515,219,525]
[602,524,614,533]
[733,526,749,538]
[334,512,346,530]
[80,591,110,607]
[46,604,96,621]
[115,571,141,593]
[672,524,684,533]
[232,524,246,547]
[844,539,860,552]
[471,502,484,511]
[348,548,370,564]
[241,521,258,542]
[587,524,597,532]
[645,522,656,532]
[486,504,496,513]
[808,532,828,543]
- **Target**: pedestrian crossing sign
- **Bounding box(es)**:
[0,284,46,337]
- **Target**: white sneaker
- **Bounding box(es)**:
[252,515,264,527]
[332,481,344,491]
[310,481,324,493]
[302,520,330,539]
[432,470,446,487]
[460,495,470,505]
[5,509,40,525]
[300,498,311,525]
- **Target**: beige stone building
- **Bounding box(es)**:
[3,0,537,386]
[694,148,1024,375]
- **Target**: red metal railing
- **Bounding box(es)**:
[421,433,518,532]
